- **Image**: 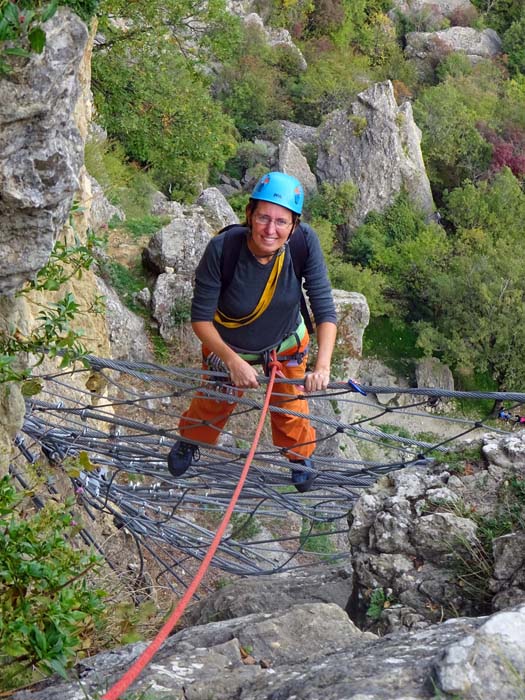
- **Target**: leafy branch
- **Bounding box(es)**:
[0,228,105,387]
[0,0,58,75]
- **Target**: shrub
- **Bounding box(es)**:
[503,16,525,77]
[0,476,105,690]
[92,36,237,200]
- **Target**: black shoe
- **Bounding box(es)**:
[167,440,199,477]
[291,458,316,493]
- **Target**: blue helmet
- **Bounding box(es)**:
[250,171,304,215]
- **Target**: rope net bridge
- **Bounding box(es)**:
[10,354,523,596]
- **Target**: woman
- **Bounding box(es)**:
[168,171,337,492]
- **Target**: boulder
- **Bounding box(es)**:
[151,271,196,343]
[96,277,153,361]
[415,356,455,411]
[278,138,317,196]
[142,212,213,276]
[13,600,525,700]
[332,289,370,358]
[277,120,319,150]
[244,13,307,71]
[182,563,354,627]
[196,187,240,232]
[149,190,184,218]
[405,26,503,68]
[88,176,124,231]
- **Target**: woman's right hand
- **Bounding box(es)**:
[227,355,260,388]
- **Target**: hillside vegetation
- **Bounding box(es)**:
[82,0,525,395]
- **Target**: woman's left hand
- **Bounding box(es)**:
[304,367,330,393]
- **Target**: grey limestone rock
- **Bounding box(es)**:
[142,212,213,276]
[196,186,239,232]
[317,81,435,238]
[278,137,317,196]
[16,601,525,700]
[0,8,89,295]
[96,277,153,362]
[405,26,503,66]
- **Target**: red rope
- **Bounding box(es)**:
[102,353,280,700]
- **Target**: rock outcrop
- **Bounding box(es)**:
[11,597,525,700]
[405,26,503,67]
[348,432,525,633]
[332,290,370,358]
[0,9,89,296]
[316,81,435,237]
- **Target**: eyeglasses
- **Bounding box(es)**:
[253,214,293,232]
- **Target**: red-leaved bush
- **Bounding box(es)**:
[478,123,525,179]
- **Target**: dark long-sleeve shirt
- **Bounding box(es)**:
[191,223,337,353]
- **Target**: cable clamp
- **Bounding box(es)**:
[347,378,367,395]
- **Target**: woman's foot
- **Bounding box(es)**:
[290,458,316,492]
[167,440,199,477]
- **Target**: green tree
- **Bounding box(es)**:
[291,46,372,125]
[416,169,525,391]
[417,241,525,391]
[216,22,302,138]
[471,0,523,35]
[413,81,493,190]
[503,15,525,77]
[93,0,240,199]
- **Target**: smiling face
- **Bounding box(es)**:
[246,201,295,259]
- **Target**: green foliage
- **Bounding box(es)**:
[122,216,171,240]
[347,192,450,321]
[331,261,390,317]
[299,519,336,557]
[150,333,168,363]
[266,0,314,32]
[100,259,148,312]
[0,476,105,689]
[435,53,473,82]
[227,192,250,219]
[366,587,392,620]
[171,299,191,326]
[414,81,493,190]
[0,0,99,75]
[229,513,261,540]
[332,0,394,49]
[363,316,423,377]
[24,229,103,293]
[93,0,241,199]
[411,170,525,392]
[444,168,525,241]
[93,34,237,200]
[0,0,58,74]
[451,475,525,611]
[0,231,102,384]
[84,139,159,220]
[223,140,270,181]
[291,46,372,125]
[307,181,357,226]
[216,23,296,138]
[471,0,524,35]
[503,16,525,77]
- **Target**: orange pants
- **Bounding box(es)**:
[178,332,316,461]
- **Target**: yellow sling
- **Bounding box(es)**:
[214,249,285,329]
